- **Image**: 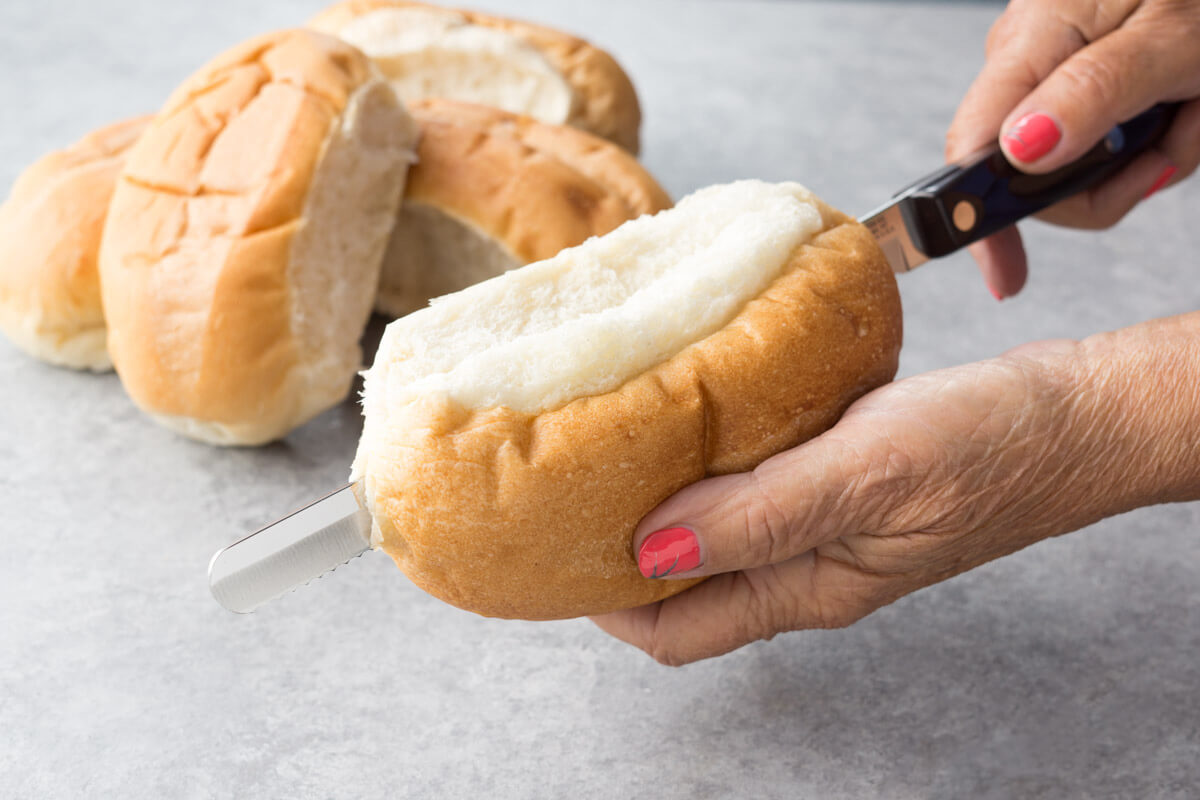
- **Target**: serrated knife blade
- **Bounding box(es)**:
[208,483,373,614]
[207,104,1179,615]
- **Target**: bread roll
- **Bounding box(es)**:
[309,0,642,152]
[99,30,417,446]
[0,116,150,371]
[378,98,671,316]
[354,181,903,619]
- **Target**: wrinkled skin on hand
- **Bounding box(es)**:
[592,321,1200,665]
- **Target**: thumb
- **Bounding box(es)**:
[998,22,1200,172]
[633,432,877,580]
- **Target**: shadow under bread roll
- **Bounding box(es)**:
[354,180,903,620]
[99,30,418,446]
[378,98,672,317]
[309,0,643,153]
[0,116,151,371]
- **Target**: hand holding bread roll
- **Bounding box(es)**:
[0,116,150,371]
[354,181,902,619]
[309,0,642,152]
[99,30,417,446]
[379,98,671,316]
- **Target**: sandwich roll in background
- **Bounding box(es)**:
[355,180,903,620]
[309,0,643,153]
[99,29,417,446]
[378,98,672,316]
[0,116,151,371]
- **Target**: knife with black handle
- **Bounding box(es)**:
[208,103,1180,615]
[863,103,1179,273]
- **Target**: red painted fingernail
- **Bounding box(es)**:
[1002,113,1062,163]
[1143,164,1177,199]
[637,527,701,578]
[989,286,1004,302]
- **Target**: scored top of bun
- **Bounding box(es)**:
[99,29,417,445]
[354,181,903,619]
[378,98,671,316]
[0,116,150,371]
[309,0,642,152]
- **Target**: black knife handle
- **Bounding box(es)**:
[896,103,1179,259]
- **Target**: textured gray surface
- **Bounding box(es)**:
[2,1,1198,798]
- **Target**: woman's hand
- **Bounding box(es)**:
[945,0,1200,299]
[591,315,1200,665]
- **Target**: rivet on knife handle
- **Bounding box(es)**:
[862,102,1180,273]
[208,483,373,614]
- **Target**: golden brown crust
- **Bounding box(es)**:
[99,30,386,441]
[310,0,643,152]
[406,98,668,262]
[0,116,151,370]
[365,201,902,619]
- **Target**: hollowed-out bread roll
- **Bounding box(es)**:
[99,30,417,446]
[378,98,671,316]
[309,0,642,152]
[0,116,150,371]
[354,181,903,619]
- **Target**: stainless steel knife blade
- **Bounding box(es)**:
[208,483,373,614]
[861,199,928,274]
[209,105,1181,615]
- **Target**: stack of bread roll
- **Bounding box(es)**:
[0,2,666,444]
[0,3,903,618]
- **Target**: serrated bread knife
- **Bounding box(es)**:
[208,103,1178,613]
[209,484,372,613]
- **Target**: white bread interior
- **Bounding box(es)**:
[378,201,520,317]
[0,117,149,371]
[374,98,671,318]
[100,31,417,446]
[351,179,902,619]
[359,181,823,418]
[330,6,573,125]
[309,1,643,152]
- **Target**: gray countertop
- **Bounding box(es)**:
[2,1,1198,797]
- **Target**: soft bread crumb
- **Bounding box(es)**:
[350,180,902,618]
[374,98,670,318]
[363,180,824,416]
[376,200,521,317]
[331,7,574,125]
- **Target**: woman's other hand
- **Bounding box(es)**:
[945,0,1200,299]
[592,314,1200,665]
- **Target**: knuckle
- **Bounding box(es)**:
[985,0,1048,57]
[985,7,1021,55]
[649,643,686,668]
[645,616,688,667]
[740,572,791,643]
[944,127,975,163]
[1057,51,1130,108]
[814,595,869,630]
[744,470,796,564]
[806,551,884,629]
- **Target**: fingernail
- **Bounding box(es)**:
[1002,113,1062,163]
[989,285,1004,302]
[637,527,701,579]
[1143,164,1177,199]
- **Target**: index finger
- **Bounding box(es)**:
[945,2,1089,162]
